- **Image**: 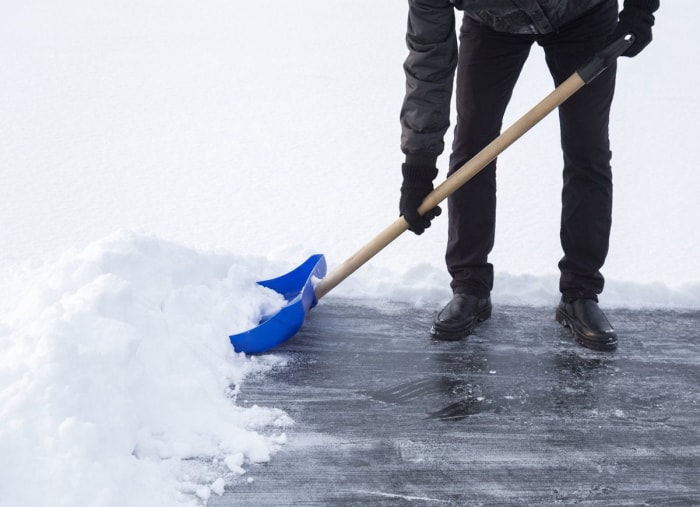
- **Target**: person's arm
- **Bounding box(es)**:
[400,0,458,166]
[399,0,457,235]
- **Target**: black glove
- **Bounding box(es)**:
[399,163,441,235]
[611,0,660,57]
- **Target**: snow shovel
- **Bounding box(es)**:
[229,35,634,354]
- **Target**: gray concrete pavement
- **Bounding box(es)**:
[215,299,700,506]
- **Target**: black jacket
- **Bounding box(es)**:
[455,0,608,35]
[400,0,609,164]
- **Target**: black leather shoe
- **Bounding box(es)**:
[556,298,617,351]
[430,294,492,341]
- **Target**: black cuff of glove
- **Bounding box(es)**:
[404,153,439,169]
[401,163,438,186]
[623,0,660,14]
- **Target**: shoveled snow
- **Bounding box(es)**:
[0,231,292,507]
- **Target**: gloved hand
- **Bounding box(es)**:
[399,163,441,235]
[611,0,660,57]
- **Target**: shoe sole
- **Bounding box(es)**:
[430,306,492,341]
[556,309,618,352]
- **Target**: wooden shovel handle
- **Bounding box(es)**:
[314,37,633,301]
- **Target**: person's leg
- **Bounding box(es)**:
[446,16,533,297]
[539,0,620,351]
[432,17,532,341]
[539,0,619,301]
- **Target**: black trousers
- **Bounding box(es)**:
[446,0,619,301]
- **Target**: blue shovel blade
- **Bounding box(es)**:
[229,254,327,354]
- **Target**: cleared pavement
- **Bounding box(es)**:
[216,299,700,506]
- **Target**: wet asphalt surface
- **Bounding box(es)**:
[214,299,700,506]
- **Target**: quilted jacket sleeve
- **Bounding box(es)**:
[400,0,458,166]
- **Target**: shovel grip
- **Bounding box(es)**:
[577,34,635,83]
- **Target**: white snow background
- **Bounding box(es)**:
[1,1,698,506]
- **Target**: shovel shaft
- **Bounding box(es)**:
[314,36,633,301]
[315,217,409,300]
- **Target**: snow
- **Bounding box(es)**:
[1,1,698,506]
[0,231,292,506]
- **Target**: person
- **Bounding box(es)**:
[398,0,659,351]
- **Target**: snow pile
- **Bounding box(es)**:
[0,231,292,507]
